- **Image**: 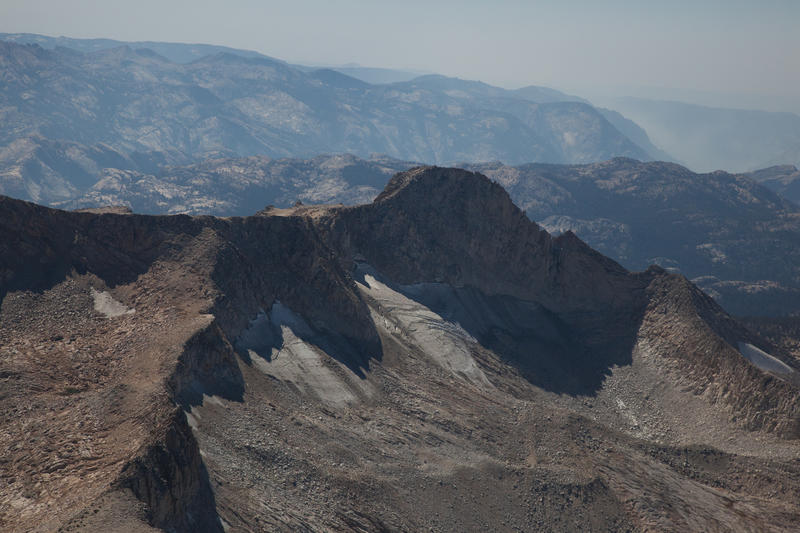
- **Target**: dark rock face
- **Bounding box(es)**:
[212,213,383,372]
[1,167,799,532]
[118,409,223,533]
[333,167,800,433]
[336,167,641,313]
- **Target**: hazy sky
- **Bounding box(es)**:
[2,0,799,112]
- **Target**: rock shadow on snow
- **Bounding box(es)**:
[236,301,377,384]
[233,302,378,408]
[355,262,638,396]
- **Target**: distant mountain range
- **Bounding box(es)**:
[0,35,663,206]
[4,33,799,182]
[596,108,675,163]
[0,136,188,204]
[607,97,800,172]
[0,32,590,98]
[60,153,414,215]
[745,165,800,205]
[0,32,276,63]
[3,33,800,316]
[293,63,429,85]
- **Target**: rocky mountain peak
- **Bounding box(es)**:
[375,165,517,212]
[344,166,636,315]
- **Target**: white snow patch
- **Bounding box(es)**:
[91,288,134,318]
[203,394,225,407]
[738,342,794,375]
[243,302,371,407]
[356,271,491,388]
[185,410,200,431]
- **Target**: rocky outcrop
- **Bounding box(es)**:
[169,323,244,408]
[52,154,800,320]
[117,409,223,533]
[638,272,800,437]
[211,213,382,371]
[329,167,799,433]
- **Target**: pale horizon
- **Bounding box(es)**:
[1,0,799,114]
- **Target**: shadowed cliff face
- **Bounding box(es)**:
[1,167,799,532]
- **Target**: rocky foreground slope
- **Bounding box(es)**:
[1,167,799,532]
